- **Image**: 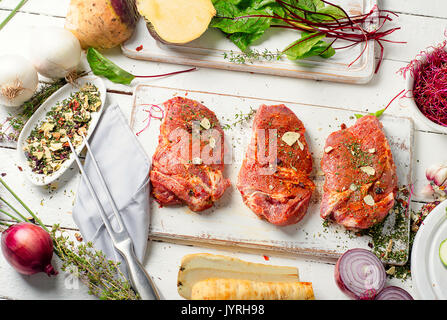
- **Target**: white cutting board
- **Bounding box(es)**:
[131,84,413,264]
[122,0,377,84]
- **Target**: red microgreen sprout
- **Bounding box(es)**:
[135,104,164,136]
[398,40,447,126]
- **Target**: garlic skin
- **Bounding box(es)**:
[434,167,447,187]
[29,27,81,79]
[426,163,447,186]
[0,55,39,107]
[426,164,440,181]
[420,184,435,198]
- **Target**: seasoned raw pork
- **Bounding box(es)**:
[237,104,315,226]
[320,115,398,229]
[150,97,230,212]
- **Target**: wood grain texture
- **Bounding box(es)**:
[0,0,444,299]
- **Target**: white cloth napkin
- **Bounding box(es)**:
[72,103,151,266]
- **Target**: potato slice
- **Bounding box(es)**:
[136,0,216,44]
[191,278,315,300]
[177,253,299,300]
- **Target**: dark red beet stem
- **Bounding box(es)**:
[220,2,403,73]
[133,67,197,79]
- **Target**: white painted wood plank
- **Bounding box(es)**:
[382,0,447,19]
[0,230,414,300]
[0,7,445,65]
[0,0,69,17]
[0,0,446,24]
[0,11,443,135]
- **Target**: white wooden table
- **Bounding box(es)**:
[0,0,446,300]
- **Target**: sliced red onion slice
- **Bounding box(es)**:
[374,286,413,300]
[335,248,386,300]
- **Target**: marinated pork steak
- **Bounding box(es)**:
[150,97,230,212]
[237,104,315,226]
[320,115,398,230]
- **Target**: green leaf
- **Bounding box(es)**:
[86,48,135,85]
[373,108,386,118]
[306,40,336,59]
[314,5,347,20]
[313,0,325,10]
[283,32,326,60]
[354,107,387,120]
[229,31,265,51]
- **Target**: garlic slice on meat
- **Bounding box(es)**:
[363,195,375,206]
[360,166,375,176]
[208,137,216,149]
[324,146,334,153]
[281,132,300,146]
[200,118,211,130]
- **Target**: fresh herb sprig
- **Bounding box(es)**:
[222,107,257,130]
[0,177,139,300]
[0,0,28,31]
[1,79,67,142]
[212,0,402,72]
[51,225,139,300]
[223,49,283,64]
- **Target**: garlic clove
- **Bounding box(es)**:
[420,184,435,198]
[426,164,442,181]
[434,167,447,187]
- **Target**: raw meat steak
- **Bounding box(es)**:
[237,104,315,226]
[150,97,230,212]
[320,115,398,229]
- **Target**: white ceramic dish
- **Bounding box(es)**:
[411,200,447,299]
[17,75,106,186]
[405,46,447,134]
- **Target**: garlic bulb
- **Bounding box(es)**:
[29,27,81,79]
[426,163,447,187]
[422,163,447,200]
[0,55,39,108]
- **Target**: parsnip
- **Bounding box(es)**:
[136,0,216,44]
[191,278,315,300]
[178,253,299,300]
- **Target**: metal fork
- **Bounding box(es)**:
[68,136,160,300]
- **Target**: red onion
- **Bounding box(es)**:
[1,222,57,276]
[374,286,413,300]
[335,248,386,300]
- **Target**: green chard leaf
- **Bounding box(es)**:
[313,5,347,21]
[211,0,276,50]
[283,32,335,60]
[86,48,135,85]
[354,108,387,120]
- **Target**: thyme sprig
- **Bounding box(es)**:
[223,49,283,64]
[1,70,87,143]
[1,79,67,142]
[222,107,257,130]
[0,177,139,300]
[52,225,139,300]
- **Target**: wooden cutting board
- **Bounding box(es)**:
[131,84,413,265]
[122,0,377,84]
